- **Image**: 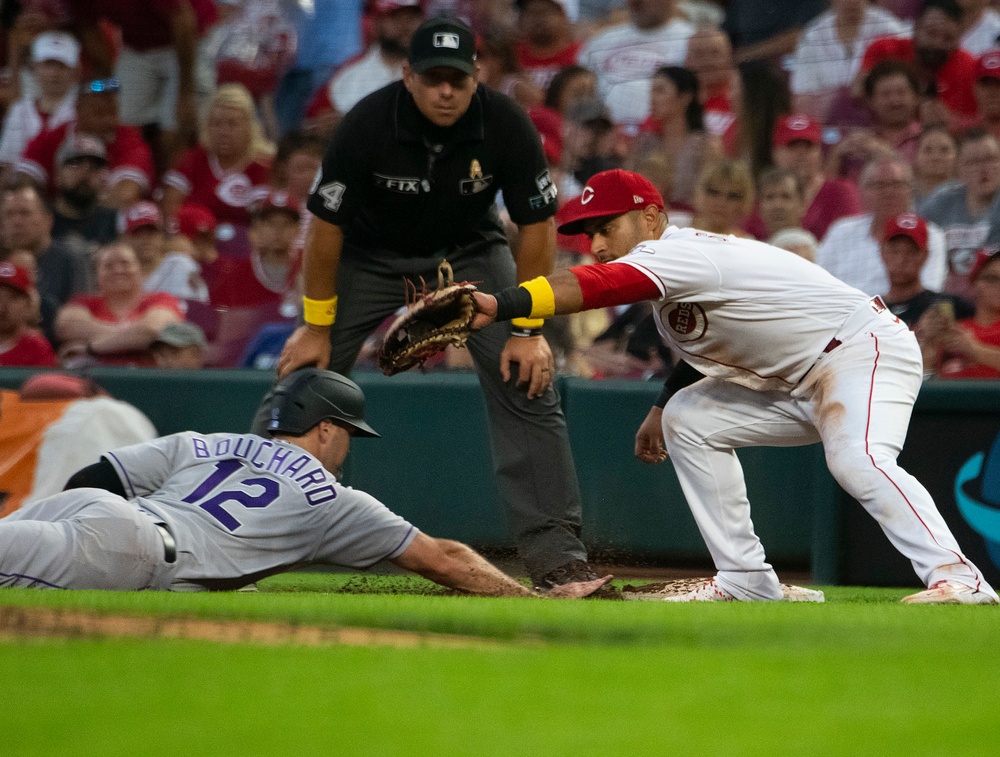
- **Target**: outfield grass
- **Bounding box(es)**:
[1,577,998,756]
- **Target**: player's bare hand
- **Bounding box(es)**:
[542,574,613,598]
[470,291,497,330]
[501,333,555,399]
[635,406,668,463]
[276,324,331,379]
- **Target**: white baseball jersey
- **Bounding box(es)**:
[611,226,871,392]
[104,432,417,590]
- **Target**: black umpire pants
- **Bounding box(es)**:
[328,240,587,581]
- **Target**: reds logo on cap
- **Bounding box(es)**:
[787,116,810,130]
[581,186,595,204]
[978,51,1000,79]
[896,214,918,229]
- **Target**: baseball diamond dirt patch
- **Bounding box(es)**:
[0,605,505,649]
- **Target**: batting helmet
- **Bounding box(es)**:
[252,368,380,438]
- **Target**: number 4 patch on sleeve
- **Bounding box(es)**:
[316,181,346,212]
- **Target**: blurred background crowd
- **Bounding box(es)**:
[0,0,997,381]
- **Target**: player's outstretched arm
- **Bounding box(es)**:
[391,533,611,598]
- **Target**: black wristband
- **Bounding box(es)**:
[493,286,533,322]
[510,326,543,338]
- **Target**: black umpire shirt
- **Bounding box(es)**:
[307,81,558,258]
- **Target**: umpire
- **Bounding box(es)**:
[277,17,597,590]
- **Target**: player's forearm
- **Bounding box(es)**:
[393,535,535,597]
[513,218,556,282]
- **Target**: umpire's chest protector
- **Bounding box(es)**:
[310,81,557,256]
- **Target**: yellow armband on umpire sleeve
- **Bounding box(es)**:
[518,276,556,321]
[303,296,338,326]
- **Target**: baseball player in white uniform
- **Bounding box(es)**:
[472,169,998,605]
[0,369,609,598]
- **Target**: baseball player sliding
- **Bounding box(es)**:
[0,369,609,598]
[471,169,997,605]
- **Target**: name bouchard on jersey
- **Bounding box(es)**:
[190,435,337,506]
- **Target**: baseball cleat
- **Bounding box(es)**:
[780,584,825,602]
[658,578,737,602]
[901,580,999,605]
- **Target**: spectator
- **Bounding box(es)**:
[683,25,738,138]
[515,0,582,94]
[0,185,89,340]
[918,128,1000,298]
[0,31,79,170]
[722,0,826,64]
[122,201,208,302]
[208,189,301,310]
[818,155,948,295]
[958,0,1000,56]
[161,84,274,228]
[271,131,326,203]
[150,321,207,369]
[764,114,863,240]
[274,0,364,134]
[0,261,57,367]
[578,0,695,130]
[974,49,1000,141]
[562,97,621,186]
[54,241,184,367]
[304,0,424,138]
[923,250,1000,376]
[880,212,973,325]
[239,321,297,370]
[14,78,156,210]
[50,134,118,266]
[913,124,959,202]
[790,0,908,123]
[73,0,218,163]
[690,158,755,235]
[543,63,598,117]
[768,227,819,261]
[755,167,808,240]
[628,66,721,207]
[858,0,979,122]
[171,203,218,269]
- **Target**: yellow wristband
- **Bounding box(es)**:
[512,317,545,330]
[303,296,337,326]
[520,276,556,319]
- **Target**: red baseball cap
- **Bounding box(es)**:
[373,0,422,13]
[978,50,1000,80]
[172,203,218,239]
[0,261,32,295]
[883,213,928,250]
[773,114,822,148]
[556,169,664,236]
[123,201,162,234]
[252,189,302,220]
[528,106,563,166]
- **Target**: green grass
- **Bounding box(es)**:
[1,577,998,756]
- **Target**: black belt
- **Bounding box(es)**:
[155,523,177,564]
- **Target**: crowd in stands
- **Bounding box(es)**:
[0,0,997,380]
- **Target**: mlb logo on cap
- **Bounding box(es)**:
[883,213,928,250]
[433,33,460,49]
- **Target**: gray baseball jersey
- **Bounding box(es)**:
[0,432,418,591]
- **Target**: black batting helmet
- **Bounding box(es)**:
[251,368,379,438]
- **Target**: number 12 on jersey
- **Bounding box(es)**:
[182,460,280,531]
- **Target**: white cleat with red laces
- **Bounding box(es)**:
[659,578,738,602]
[901,580,999,605]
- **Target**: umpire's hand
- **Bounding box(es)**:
[277,324,331,379]
[501,333,556,399]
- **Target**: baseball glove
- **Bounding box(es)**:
[377,261,478,376]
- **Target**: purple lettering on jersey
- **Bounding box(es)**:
[198,477,281,531]
[282,454,309,478]
[182,459,242,504]
[266,446,292,472]
[295,467,326,487]
[305,485,337,506]
[192,437,210,459]
[214,438,231,456]
[251,441,273,467]
[231,437,253,459]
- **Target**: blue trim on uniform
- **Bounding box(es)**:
[105,452,136,498]
[0,572,65,589]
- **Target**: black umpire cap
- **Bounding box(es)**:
[408,17,477,76]
[252,368,380,438]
